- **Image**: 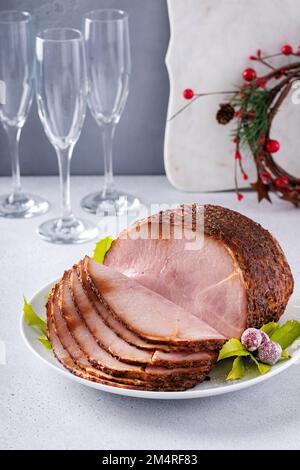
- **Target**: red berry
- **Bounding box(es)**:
[247,110,256,120]
[266,139,280,154]
[261,171,271,182]
[275,176,289,189]
[235,150,242,160]
[259,136,266,145]
[249,55,257,61]
[237,193,244,201]
[256,49,262,58]
[183,88,194,100]
[257,79,267,88]
[243,68,257,82]
[281,44,293,55]
[242,172,249,181]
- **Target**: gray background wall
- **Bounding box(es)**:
[0,0,170,176]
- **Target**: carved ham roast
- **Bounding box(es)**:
[47,204,293,391]
[105,204,294,339]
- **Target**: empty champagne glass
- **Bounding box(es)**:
[81,9,140,215]
[0,11,49,218]
[35,28,98,243]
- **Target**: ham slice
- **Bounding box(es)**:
[151,350,217,368]
[85,257,226,348]
[58,271,216,383]
[79,261,172,351]
[47,290,198,391]
[76,261,218,367]
[49,285,147,386]
[105,204,294,338]
[70,265,152,365]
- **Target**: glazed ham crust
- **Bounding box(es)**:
[202,204,294,328]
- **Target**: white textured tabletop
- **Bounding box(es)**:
[1,176,300,450]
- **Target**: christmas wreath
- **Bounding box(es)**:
[172,44,300,206]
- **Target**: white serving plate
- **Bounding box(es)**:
[20,281,300,400]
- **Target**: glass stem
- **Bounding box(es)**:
[100,123,116,197]
[5,125,22,197]
[56,146,74,223]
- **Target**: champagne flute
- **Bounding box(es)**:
[35,28,98,244]
[81,9,140,215]
[0,10,49,218]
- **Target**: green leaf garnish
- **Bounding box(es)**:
[23,296,47,336]
[226,356,245,381]
[269,320,300,349]
[248,352,271,375]
[218,338,271,380]
[217,338,250,361]
[23,296,51,350]
[281,349,291,360]
[218,319,300,381]
[260,321,279,336]
[92,236,113,264]
[38,336,52,350]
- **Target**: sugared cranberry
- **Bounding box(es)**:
[258,341,282,365]
[241,328,262,352]
[260,330,270,346]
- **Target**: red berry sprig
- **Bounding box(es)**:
[281,44,293,55]
[266,139,280,154]
[275,176,289,189]
[243,68,257,82]
[183,88,194,100]
[174,42,300,206]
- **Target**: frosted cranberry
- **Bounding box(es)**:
[260,331,270,346]
[258,341,282,365]
[241,328,262,351]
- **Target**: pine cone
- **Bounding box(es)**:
[216,103,235,125]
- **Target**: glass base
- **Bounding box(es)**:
[80,190,140,215]
[0,192,49,219]
[37,217,98,244]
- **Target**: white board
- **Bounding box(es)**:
[165,0,300,191]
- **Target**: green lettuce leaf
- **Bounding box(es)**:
[218,338,271,379]
[280,349,291,361]
[23,296,51,350]
[260,321,279,336]
[226,356,245,381]
[23,296,47,336]
[217,338,249,361]
[270,320,300,349]
[218,318,300,381]
[92,236,113,264]
[38,336,52,350]
[248,352,271,375]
